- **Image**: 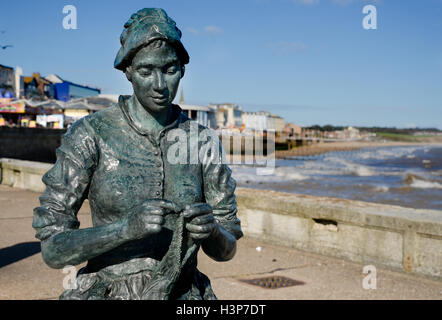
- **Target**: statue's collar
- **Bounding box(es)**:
[117,95,183,138]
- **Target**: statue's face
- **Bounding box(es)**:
[128,43,182,113]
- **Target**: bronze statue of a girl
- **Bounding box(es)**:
[32,8,242,300]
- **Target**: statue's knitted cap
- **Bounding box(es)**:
[114,8,189,71]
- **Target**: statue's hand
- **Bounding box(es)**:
[183,203,217,241]
[120,199,178,241]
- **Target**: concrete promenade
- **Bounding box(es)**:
[236,188,442,279]
[0,185,441,300]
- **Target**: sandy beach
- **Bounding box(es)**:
[275,140,442,158]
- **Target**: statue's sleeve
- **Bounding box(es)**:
[201,134,243,240]
[32,118,98,241]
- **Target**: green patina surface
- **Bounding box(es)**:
[31,8,242,300]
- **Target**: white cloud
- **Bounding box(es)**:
[333,0,383,5]
[268,41,307,55]
[185,27,199,35]
[293,0,382,6]
[185,26,223,36]
[204,25,223,34]
[332,0,354,5]
[293,0,320,5]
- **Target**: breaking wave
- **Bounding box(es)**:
[229,145,442,209]
[404,173,442,189]
[231,165,308,184]
[373,185,390,192]
[325,157,376,176]
[356,146,421,161]
[410,180,442,189]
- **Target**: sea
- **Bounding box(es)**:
[230,144,442,210]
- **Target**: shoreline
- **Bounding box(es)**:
[275,140,442,158]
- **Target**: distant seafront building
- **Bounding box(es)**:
[180,103,216,128]
[209,103,243,129]
[0,64,16,97]
[177,89,216,128]
[41,74,101,101]
[176,89,287,132]
[0,66,108,128]
[98,94,119,103]
[334,126,361,140]
[62,96,115,124]
[268,114,285,133]
[242,111,285,133]
[24,73,53,99]
[242,111,269,131]
[284,122,303,138]
[345,126,361,140]
[17,72,101,101]
[0,64,14,88]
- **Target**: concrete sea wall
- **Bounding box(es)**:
[236,188,442,280]
[0,158,51,192]
[1,158,441,280]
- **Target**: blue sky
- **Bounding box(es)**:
[1,0,441,128]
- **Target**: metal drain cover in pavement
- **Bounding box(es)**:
[240,276,305,289]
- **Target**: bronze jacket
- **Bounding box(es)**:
[32,95,242,300]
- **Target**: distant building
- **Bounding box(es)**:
[180,103,216,128]
[268,114,285,133]
[241,110,285,133]
[303,128,320,139]
[44,74,63,84]
[36,114,65,129]
[0,64,16,98]
[284,123,303,138]
[0,68,106,128]
[344,126,361,140]
[210,103,243,129]
[63,96,115,125]
[324,127,361,140]
[242,111,270,131]
[98,94,119,103]
[23,73,101,101]
[53,80,101,101]
[176,89,216,128]
[15,67,23,98]
[24,73,53,99]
